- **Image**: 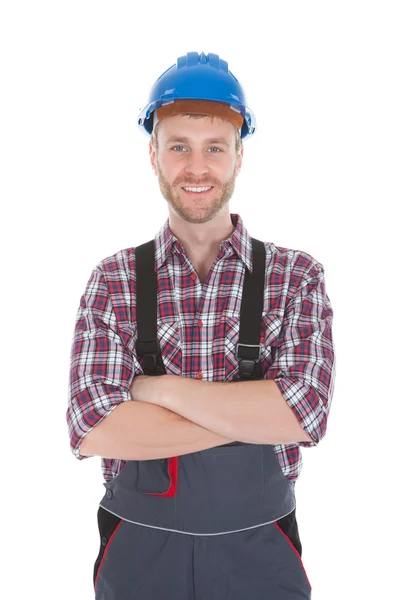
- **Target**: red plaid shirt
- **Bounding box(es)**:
[67,213,336,483]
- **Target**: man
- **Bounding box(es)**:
[67,51,335,599]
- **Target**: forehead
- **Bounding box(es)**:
[157,114,237,145]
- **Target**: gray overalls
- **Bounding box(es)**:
[93,237,312,599]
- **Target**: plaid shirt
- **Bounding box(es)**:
[67,213,336,484]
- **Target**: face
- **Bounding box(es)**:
[149,114,243,225]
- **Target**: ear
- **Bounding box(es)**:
[236,147,244,175]
[149,141,158,175]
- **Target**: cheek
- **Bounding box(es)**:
[217,162,236,181]
[157,155,179,177]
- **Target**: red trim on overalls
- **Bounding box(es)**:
[148,456,179,497]
[94,520,124,591]
[274,522,312,590]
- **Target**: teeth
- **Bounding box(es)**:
[183,187,212,192]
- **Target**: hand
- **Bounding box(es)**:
[130,374,169,407]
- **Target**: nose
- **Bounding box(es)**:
[184,149,209,178]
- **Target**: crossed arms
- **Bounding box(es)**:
[79,375,312,461]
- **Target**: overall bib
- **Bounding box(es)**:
[93,238,312,599]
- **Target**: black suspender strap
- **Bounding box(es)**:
[135,240,166,376]
[234,237,266,380]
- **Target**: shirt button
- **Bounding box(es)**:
[191,273,196,281]
[260,336,266,344]
[106,489,113,499]
[101,537,108,546]
[197,320,203,328]
[196,372,203,379]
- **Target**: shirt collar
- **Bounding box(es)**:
[153,213,254,273]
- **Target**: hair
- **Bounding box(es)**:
[150,114,243,154]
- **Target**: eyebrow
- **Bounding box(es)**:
[164,136,231,146]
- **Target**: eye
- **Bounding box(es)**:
[171,145,223,153]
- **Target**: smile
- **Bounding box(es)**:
[182,186,214,195]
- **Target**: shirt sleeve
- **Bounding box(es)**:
[268,261,336,447]
[66,266,139,460]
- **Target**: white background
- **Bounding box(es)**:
[1,1,399,598]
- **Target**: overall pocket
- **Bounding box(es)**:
[137,458,171,494]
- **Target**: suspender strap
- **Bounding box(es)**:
[235,237,265,379]
[135,240,166,376]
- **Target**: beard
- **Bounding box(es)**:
[155,156,238,225]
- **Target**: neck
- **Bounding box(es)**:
[168,211,236,278]
[170,211,234,250]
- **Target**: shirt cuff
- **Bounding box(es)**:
[68,386,133,460]
[274,375,321,447]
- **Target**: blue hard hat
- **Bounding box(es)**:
[137,51,256,140]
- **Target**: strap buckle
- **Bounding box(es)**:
[235,344,261,379]
[235,343,261,361]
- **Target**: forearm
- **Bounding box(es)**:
[159,376,314,444]
[79,399,235,461]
